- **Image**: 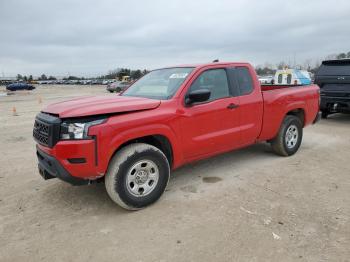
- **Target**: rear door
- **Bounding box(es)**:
[227,66,263,145]
[179,68,242,159]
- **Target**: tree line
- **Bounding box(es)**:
[16,68,150,81]
[16,74,57,81]
[256,51,350,76]
[100,68,149,80]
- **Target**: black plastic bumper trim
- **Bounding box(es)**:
[36,146,89,186]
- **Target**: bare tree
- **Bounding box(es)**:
[325,53,337,60]
[337,53,347,59]
[276,61,289,70]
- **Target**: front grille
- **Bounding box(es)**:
[33,112,61,148]
[33,120,50,146]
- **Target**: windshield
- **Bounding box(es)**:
[122,67,194,99]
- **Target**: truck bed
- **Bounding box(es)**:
[258,84,320,141]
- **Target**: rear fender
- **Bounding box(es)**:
[259,102,307,141]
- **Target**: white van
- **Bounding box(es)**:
[274,69,312,85]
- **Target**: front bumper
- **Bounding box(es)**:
[36,146,89,185]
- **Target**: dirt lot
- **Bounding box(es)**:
[0,85,349,262]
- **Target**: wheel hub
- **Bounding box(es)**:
[285,124,298,149]
[126,159,159,197]
[135,170,148,184]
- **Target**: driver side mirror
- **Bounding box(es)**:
[186,89,211,105]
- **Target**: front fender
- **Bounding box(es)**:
[103,124,183,173]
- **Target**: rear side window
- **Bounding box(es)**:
[236,67,254,95]
[189,69,230,101]
[287,74,292,84]
[226,68,240,97]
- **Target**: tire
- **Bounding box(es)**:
[321,110,328,119]
[271,115,303,157]
[105,143,170,210]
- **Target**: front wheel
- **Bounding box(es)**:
[105,143,170,210]
[271,115,303,156]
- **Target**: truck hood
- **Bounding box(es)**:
[42,95,161,118]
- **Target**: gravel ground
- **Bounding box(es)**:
[0,85,349,262]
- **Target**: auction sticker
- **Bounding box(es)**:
[169,73,188,79]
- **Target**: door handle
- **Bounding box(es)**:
[227,103,239,109]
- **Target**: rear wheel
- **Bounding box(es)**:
[105,143,170,210]
[271,115,303,156]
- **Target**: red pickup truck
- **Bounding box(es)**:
[33,62,320,210]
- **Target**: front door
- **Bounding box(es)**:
[179,68,242,159]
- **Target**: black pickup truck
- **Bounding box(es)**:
[315,59,350,118]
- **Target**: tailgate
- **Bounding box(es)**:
[321,83,350,97]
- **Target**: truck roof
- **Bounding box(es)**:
[159,62,251,70]
[322,59,350,65]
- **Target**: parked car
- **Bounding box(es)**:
[37,80,49,84]
[91,79,103,85]
[106,81,130,93]
[33,61,320,210]
[102,80,110,85]
[6,83,35,91]
[258,75,274,84]
[106,81,120,92]
[315,59,350,118]
[81,80,92,85]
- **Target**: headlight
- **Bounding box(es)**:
[60,118,106,140]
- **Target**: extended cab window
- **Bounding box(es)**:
[236,67,254,95]
[189,69,230,101]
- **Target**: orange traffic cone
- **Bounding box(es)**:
[12,106,18,116]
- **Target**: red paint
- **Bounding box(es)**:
[43,95,160,117]
[37,62,320,181]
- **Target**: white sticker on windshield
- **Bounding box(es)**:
[169,73,188,79]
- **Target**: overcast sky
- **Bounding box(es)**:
[1,0,350,77]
